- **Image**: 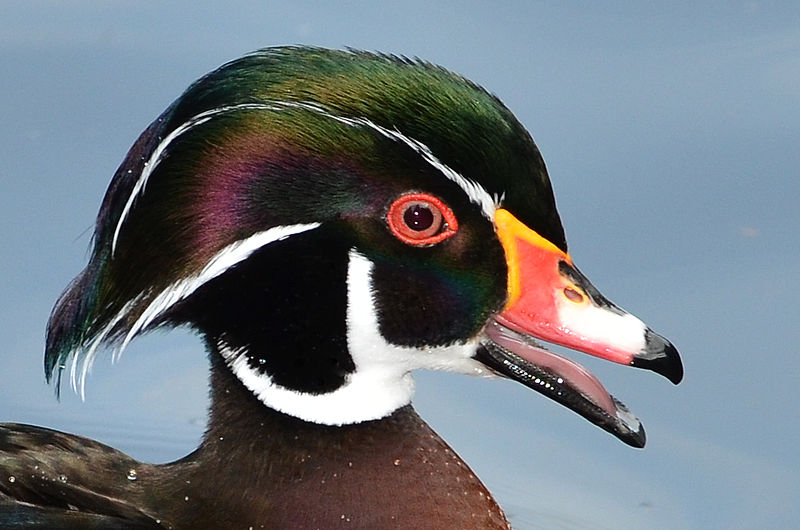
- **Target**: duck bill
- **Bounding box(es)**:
[476,209,683,447]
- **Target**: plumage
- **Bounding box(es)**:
[2,46,682,528]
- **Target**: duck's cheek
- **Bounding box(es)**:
[345,250,490,381]
[367,257,503,348]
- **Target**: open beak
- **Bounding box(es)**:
[476,209,683,447]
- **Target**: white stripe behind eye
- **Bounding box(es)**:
[118,223,321,353]
[111,103,303,254]
[72,222,319,401]
[112,101,502,254]
[312,111,500,220]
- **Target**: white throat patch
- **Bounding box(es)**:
[221,249,490,425]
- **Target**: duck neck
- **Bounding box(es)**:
[181,348,511,529]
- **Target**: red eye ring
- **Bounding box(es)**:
[387,193,458,246]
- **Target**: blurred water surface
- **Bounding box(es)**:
[2,3,800,528]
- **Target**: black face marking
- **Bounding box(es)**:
[369,218,507,348]
[178,228,355,394]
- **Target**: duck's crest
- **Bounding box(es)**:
[44,45,557,397]
[44,111,177,394]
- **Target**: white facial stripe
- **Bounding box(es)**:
[70,298,137,401]
[316,112,500,220]
[68,223,320,401]
[345,250,487,375]
[119,223,321,352]
[111,103,307,254]
[112,100,501,253]
[224,249,489,426]
[220,341,416,426]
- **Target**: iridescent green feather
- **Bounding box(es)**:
[44,46,563,392]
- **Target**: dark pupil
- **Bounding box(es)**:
[403,204,434,231]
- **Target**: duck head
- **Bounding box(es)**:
[45,46,681,447]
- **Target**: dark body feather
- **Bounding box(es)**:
[2,352,510,529]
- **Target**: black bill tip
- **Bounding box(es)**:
[632,330,684,385]
[476,340,647,448]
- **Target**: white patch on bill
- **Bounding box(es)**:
[557,300,648,356]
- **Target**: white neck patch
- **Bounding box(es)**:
[221,249,491,425]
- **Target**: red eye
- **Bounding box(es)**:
[387,193,458,246]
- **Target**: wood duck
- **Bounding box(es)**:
[0,46,682,528]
